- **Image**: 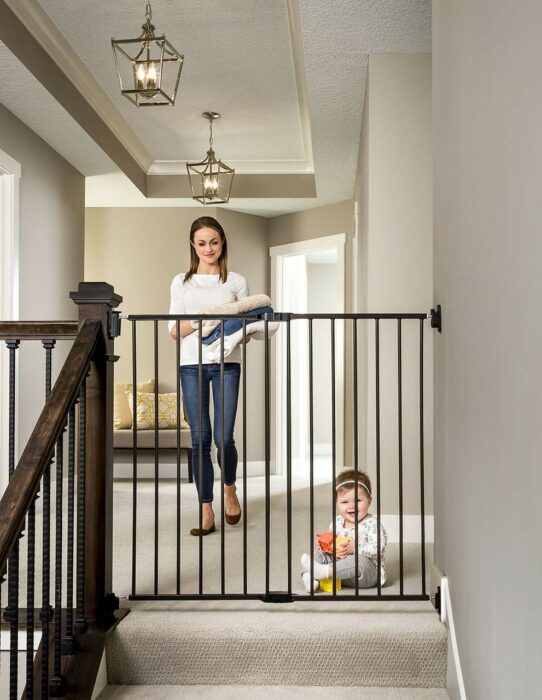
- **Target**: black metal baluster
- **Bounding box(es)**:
[131,321,138,596]
[198,320,203,595]
[5,340,19,700]
[398,320,404,596]
[419,319,426,596]
[331,320,337,596]
[286,318,292,596]
[309,320,314,596]
[62,405,76,656]
[264,319,270,596]
[220,321,225,595]
[50,429,66,696]
[26,494,36,698]
[153,320,159,595]
[242,320,248,595]
[41,339,55,696]
[353,320,359,597]
[176,323,181,595]
[75,380,88,634]
[375,320,382,597]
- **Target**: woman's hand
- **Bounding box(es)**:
[335,537,354,559]
[170,320,196,340]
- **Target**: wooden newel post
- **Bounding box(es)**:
[70,282,122,623]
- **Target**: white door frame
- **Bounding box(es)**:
[0,148,21,495]
[270,233,346,475]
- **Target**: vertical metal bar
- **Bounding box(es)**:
[375,319,382,596]
[153,320,159,595]
[198,320,203,595]
[331,320,337,596]
[176,322,181,595]
[62,404,76,656]
[242,320,248,595]
[308,320,315,596]
[220,320,225,595]
[6,340,19,700]
[50,429,66,695]
[131,321,138,596]
[75,379,88,634]
[353,320,359,597]
[419,319,427,596]
[41,339,55,695]
[26,495,36,697]
[286,318,292,596]
[398,319,404,596]
[264,319,270,596]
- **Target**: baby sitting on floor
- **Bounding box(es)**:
[300,469,387,593]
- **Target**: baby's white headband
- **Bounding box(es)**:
[336,479,371,497]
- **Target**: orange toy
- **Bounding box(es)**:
[316,531,351,554]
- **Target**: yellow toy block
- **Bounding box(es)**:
[319,577,342,592]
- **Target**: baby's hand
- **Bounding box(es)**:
[335,537,354,559]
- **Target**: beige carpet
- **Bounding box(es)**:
[98,685,450,699]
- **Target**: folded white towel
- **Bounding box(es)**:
[190,294,272,337]
[205,320,280,363]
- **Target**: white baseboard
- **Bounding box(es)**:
[381,514,434,543]
[435,572,467,700]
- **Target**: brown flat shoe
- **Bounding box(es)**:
[225,494,242,525]
[190,523,216,536]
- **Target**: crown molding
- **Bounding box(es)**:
[4,0,153,173]
[287,0,314,171]
[148,159,314,175]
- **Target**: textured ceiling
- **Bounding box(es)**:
[1,0,431,217]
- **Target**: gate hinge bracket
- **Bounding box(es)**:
[430,305,442,333]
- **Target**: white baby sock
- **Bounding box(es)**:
[302,572,319,594]
[300,553,330,579]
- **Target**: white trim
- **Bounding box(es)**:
[270,233,347,259]
[149,159,314,175]
[380,514,434,544]
[270,233,346,477]
[0,629,41,651]
[439,576,467,700]
[4,0,153,173]
[91,650,108,700]
[0,149,20,496]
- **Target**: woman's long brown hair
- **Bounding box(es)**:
[184,216,229,284]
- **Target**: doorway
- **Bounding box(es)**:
[270,233,346,478]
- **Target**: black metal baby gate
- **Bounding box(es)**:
[125,310,432,603]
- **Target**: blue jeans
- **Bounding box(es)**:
[201,306,273,345]
[180,363,241,502]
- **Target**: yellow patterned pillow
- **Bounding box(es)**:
[114,380,154,429]
[126,391,189,430]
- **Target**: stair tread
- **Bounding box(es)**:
[106,609,447,689]
[98,685,450,699]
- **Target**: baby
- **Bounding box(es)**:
[300,469,387,593]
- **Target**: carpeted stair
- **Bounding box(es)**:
[98,601,449,698]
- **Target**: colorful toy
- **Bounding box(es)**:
[316,531,351,554]
[319,577,342,592]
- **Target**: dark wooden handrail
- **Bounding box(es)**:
[0,321,79,340]
[0,319,101,566]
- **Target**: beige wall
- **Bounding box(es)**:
[84,207,269,462]
[354,54,433,516]
[433,3,542,697]
[0,105,85,459]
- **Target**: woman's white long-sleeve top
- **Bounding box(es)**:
[168,271,248,365]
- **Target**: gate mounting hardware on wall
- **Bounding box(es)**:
[431,305,442,333]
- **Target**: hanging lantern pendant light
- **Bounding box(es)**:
[112,2,184,107]
[186,112,235,205]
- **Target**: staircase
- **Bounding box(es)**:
[96,601,449,699]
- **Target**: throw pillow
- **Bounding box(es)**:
[114,380,154,429]
[126,391,189,430]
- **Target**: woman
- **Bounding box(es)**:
[169,216,247,535]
